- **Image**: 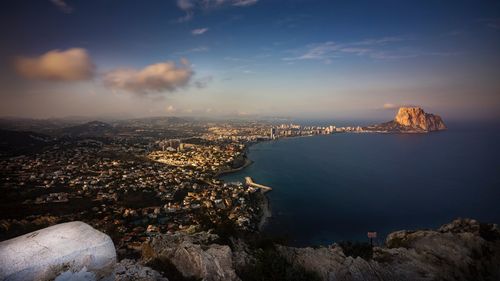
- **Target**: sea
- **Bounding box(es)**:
[221,121,500,246]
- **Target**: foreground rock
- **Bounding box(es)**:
[365,107,446,133]
[141,231,240,281]
[114,259,168,281]
[278,218,500,281]
[136,218,500,281]
[0,221,116,281]
[3,218,498,280]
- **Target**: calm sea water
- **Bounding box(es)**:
[222,122,500,246]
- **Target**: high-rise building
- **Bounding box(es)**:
[270,128,276,139]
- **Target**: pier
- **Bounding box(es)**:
[245,177,272,192]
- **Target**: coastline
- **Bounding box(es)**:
[215,157,253,177]
[217,134,365,233]
[219,134,319,177]
[217,134,350,232]
[217,133,361,234]
[257,191,271,231]
[216,140,274,231]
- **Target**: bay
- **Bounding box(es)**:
[222,122,500,246]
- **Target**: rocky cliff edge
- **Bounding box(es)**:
[2,218,499,281]
[134,218,500,281]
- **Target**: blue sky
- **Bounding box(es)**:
[0,0,499,120]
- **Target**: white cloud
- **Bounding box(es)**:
[283,41,340,61]
[177,0,194,10]
[165,105,177,113]
[176,0,194,22]
[301,42,339,60]
[283,36,458,62]
[338,47,371,55]
[383,103,399,110]
[232,0,258,7]
[352,36,406,46]
[192,28,209,35]
[176,0,258,21]
[174,46,209,55]
[15,48,95,81]
[103,59,194,95]
[200,0,258,8]
[50,0,73,13]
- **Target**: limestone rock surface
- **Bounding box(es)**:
[365,106,446,133]
[0,221,116,281]
[141,232,240,281]
[394,107,446,131]
[114,259,168,281]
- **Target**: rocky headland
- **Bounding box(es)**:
[365,107,447,133]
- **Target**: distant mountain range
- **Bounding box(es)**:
[0,120,116,156]
[58,121,116,137]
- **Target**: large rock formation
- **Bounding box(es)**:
[366,107,446,133]
[394,107,446,131]
[141,232,240,281]
[0,221,116,281]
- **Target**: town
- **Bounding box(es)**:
[0,118,360,257]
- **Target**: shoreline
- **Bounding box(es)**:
[215,140,263,178]
[216,135,333,232]
[217,134,318,177]
[257,191,271,231]
[215,157,254,177]
[217,134,348,233]
[216,140,274,231]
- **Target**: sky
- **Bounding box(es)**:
[0,0,499,121]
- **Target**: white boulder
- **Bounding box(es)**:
[0,221,116,281]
